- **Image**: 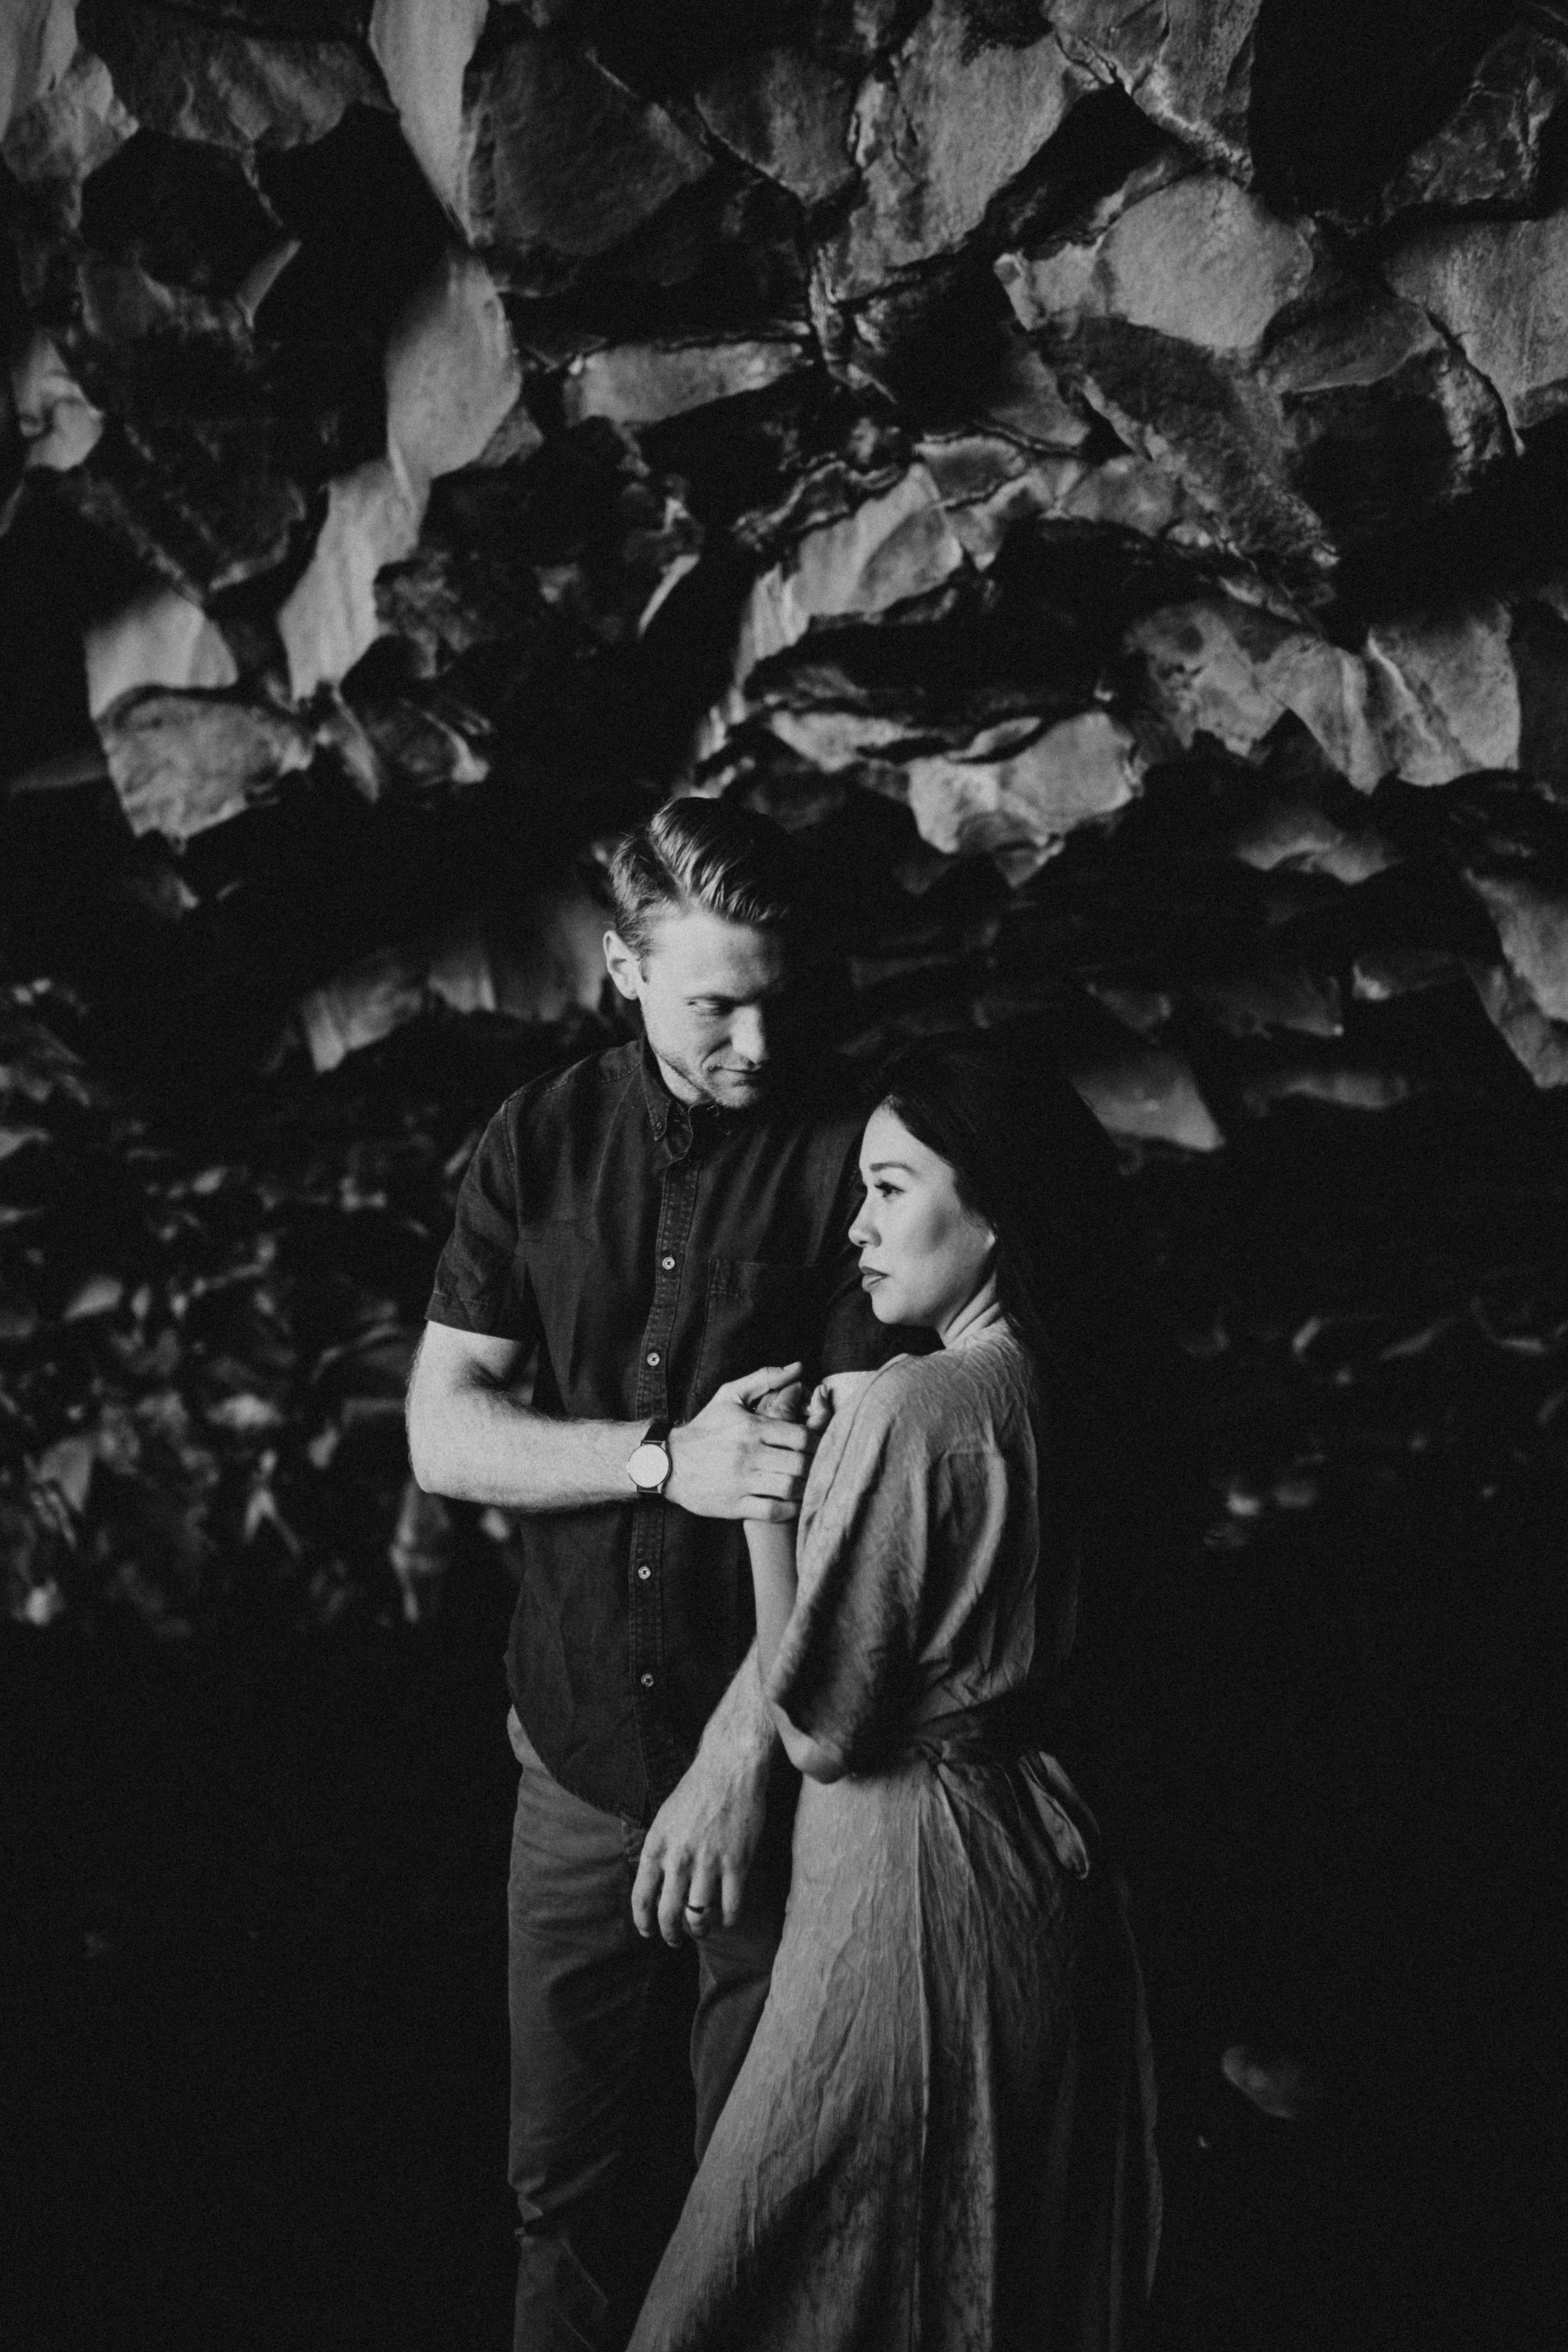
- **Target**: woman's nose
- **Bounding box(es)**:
[848,1204,874,1247]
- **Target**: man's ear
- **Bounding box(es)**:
[603,928,643,1002]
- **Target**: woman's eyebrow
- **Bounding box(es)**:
[865,1159,915,1175]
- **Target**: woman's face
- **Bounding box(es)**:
[848,1104,995,1332]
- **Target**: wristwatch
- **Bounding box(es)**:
[627,1416,673,1496]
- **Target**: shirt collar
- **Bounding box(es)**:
[638,1034,677,1140]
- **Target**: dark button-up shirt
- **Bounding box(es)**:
[425,1036,910,1820]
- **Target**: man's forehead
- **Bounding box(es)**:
[644,904,791,988]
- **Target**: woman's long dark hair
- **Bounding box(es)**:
[874,1030,1186,1694]
[878,1030,1136,1402]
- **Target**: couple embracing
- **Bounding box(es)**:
[407,801,1160,2352]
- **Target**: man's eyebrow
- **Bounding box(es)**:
[687,981,790,1002]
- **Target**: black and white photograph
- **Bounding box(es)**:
[1,4,1562,2348]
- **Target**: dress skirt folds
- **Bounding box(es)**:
[628,1329,1160,2352]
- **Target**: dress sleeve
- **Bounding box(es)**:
[765,1367,956,1774]
[424,1104,539,1342]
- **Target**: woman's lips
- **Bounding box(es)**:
[859,1266,885,1286]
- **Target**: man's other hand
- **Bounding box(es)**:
[632,1735,769,1946]
[665,1364,810,1522]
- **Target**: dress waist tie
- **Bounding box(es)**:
[901,1692,1097,1880]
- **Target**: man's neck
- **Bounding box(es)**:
[650,1051,704,1108]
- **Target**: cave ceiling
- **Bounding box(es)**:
[5,0,1568,1143]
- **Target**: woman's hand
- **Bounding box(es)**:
[805,1370,876,1435]
[751,1374,805,1424]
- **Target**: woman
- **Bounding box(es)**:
[630,1036,1162,2352]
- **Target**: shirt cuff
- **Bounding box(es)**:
[423,1291,519,1337]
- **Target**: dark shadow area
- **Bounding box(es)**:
[1251,0,1510,217]
[3,1073,1563,2351]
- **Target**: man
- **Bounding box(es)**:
[405,801,907,2351]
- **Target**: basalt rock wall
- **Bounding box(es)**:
[4,1,1568,1138]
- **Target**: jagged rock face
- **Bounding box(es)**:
[5,0,1568,1140]
[1052,0,1261,178]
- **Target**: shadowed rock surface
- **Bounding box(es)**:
[5,0,1568,1117]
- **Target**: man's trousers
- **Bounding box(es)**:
[505,1710,788,2352]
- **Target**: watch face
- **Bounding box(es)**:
[629,1441,669,1491]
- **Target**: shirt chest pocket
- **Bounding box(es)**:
[691,1257,820,1411]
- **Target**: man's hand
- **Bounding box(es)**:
[665,1364,810,1522]
[632,1722,770,1946]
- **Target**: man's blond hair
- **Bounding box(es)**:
[607,801,802,960]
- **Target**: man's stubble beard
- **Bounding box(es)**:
[648,1036,771,1111]
[695,1064,770,1109]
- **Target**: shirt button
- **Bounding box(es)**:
[640,1672,654,1689]
[661,1256,676,1271]
[637,1565,652,1582]
[646,1350,660,1367]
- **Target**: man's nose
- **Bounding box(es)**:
[730,1005,768,1066]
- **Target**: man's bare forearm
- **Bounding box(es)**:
[633,1634,779,1940]
[698,1629,778,1767]
[410,1331,813,1520]
[409,1355,646,1512]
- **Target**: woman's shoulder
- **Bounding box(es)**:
[845,1328,1033,1449]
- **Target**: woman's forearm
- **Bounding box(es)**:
[744,1521,845,1781]
[744,1518,798,1685]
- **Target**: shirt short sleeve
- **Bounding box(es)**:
[765,1361,951,1772]
[425,1104,537,1341]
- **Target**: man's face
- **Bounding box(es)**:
[605,904,793,1110]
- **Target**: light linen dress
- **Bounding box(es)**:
[629,1322,1160,2352]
